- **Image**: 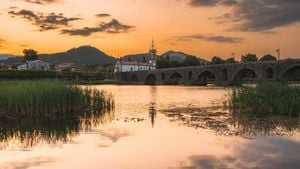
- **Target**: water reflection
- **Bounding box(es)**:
[1,85,299,169]
[171,137,300,169]
[0,110,115,150]
[161,106,299,138]
[0,157,56,169]
[149,86,157,128]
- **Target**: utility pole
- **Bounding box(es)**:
[276,49,280,60]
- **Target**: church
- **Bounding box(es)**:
[114,40,157,72]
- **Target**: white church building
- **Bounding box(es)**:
[114,40,157,73]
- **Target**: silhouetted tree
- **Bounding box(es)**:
[23,49,38,61]
[181,56,200,67]
[211,56,224,64]
[241,53,258,62]
[157,58,171,69]
[225,57,237,63]
[259,54,277,62]
[170,60,180,67]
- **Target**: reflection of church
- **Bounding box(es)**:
[114,40,157,72]
[149,102,156,128]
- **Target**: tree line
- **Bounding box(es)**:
[211,53,277,65]
[157,55,204,69]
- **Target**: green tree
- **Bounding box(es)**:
[157,58,171,69]
[211,56,224,64]
[181,56,200,67]
[225,57,237,63]
[170,60,180,67]
[241,53,258,63]
[259,54,277,62]
[23,49,38,61]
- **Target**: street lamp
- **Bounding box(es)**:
[276,49,280,60]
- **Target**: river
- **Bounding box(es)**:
[0,85,299,169]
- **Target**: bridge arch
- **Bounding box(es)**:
[196,70,216,86]
[231,68,257,85]
[130,74,139,82]
[281,65,300,81]
[265,67,274,79]
[222,68,228,81]
[145,73,157,85]
[167,72,183,85]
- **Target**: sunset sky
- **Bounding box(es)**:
[0,0,300,60]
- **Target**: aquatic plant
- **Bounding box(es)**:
[0,80,114,118]
[227,83,300,117]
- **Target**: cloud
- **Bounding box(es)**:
[61,19,135,36]
[16,0,60,5]
[8,9,81,31]
[189,0,238,7]
[172,34,244,43]
[96,13,111,18]
[189,0,300,32]
[0,38,6,48]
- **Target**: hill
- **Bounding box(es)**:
[39,46,116,65]
[160,50,208,63]
[0,46,116,66]
[121,51,208,64]
[0,54,15,61]
[121,53,151,62]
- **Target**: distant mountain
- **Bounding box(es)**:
[160,50,208,63]
[0,54,15,61]
[121,51,208,64]
[121,53,150,62]
[39,46,116,65]
[0,46,116,65]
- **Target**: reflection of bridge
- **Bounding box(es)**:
[115,59,300,86]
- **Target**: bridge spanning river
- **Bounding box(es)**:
[116,59,300,85]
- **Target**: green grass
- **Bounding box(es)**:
[0,80,114,118]
[227,83,300,117]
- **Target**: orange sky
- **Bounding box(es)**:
[0,0,300,60]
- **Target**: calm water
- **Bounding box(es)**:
[0,85,299,169]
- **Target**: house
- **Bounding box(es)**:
[114,40,157,73]
[56,62,77,72]
[17,60,51,71]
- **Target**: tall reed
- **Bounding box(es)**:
[0,80,114,118]
[227,83,300,117]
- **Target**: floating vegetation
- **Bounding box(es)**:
[0,80,114,118]
[161,106,299,138]
[226,83,300,117]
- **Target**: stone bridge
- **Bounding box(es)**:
[115,59,300,86]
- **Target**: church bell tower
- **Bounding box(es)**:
[149,39,157,70]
